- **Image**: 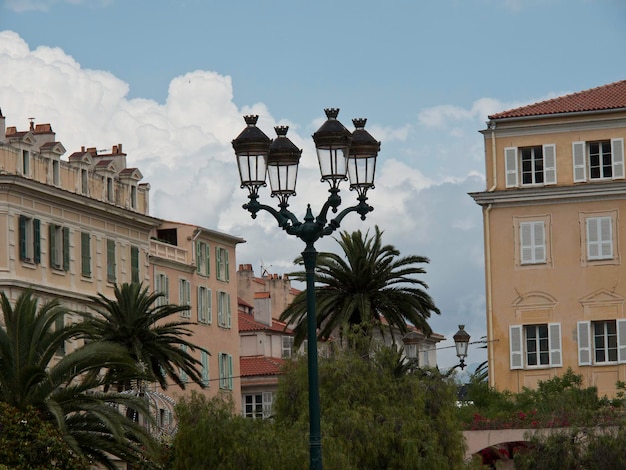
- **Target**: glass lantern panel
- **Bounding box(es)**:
[268,163,298,195]
[348,155,376,188]
[316,146,349,181]
[237,153,267,186]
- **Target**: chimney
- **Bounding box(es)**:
[29,118,34,131]
[253,292,272,326]
[0,109,5,144]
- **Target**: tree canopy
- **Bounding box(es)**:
[280,226,440,348]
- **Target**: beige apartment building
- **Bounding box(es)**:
[0,110,244,420]
[150,222,244,411]
[471,80,626,396]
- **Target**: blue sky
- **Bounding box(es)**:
[1,0,626,369]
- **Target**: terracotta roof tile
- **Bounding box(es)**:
[238,312,292,334]
[240,356,285,377]
[489,80,626,120]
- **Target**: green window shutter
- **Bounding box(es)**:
[81,232,91,276]
[33,219,41,264]
[225,250,230,282]
[131,246,139,283]
[226,293,231,328]
[201,350,209,385]
[196,241,202,273]
[216,246,221,280]
[49,224,57,267]
[63,227,70,271]
[18,215,26,260]
[107,239,116,282]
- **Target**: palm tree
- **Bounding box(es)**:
[0,290,157,469]
[280,226,440,349]
[81,282,206,391]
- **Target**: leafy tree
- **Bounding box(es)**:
[0,290,159,469]
[0,402,87,469]
[81,282,205,390]
[280,226,440,349]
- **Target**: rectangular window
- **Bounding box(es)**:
[179,278,191,317]
[573,139,625,182]
[22,150,30,176]
[52,160,60,186]
[510,323,561,369]
[520,221,546,264]
[217,291,231,328]
[216,247,230,281]
[218,353,233,390]
[130,185,137,209]
[106,239,116,283]
[525,324,549,366]
[282,336,294,358]
[130,246,140,283]
[505,144,556,188]
[49,224,70,271]
[18,215,41,264]
[155,273,169,307]
[197,286,212,324]
[578,320,626,365]
[520,146,544,185]
[81,232,91,277]
[81,169,89,195]
[243,392,273,419]
[196,241,210,276]
[106,177,114,202]
[404,343,418,359]
[201,349,209,386]
[587,216,613,260]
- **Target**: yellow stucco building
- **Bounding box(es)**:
[472,80,626,397]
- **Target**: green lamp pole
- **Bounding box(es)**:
[233,109,380,470]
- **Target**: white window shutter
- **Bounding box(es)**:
[510,325,523,369]
[543,144,557,184]
[618,319,626,363]
[600,217,613,259]
[534,222,546,263]
[587,218,599,259]
[505,147,518,188]
[262,392,273,418]
[520,223,533,264]
[611,138,624,179]
[573,141,586,182]
[548,323,562,367]
[578,321,591,366]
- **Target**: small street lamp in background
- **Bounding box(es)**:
[453,325,471,370]
[232,109,380,470]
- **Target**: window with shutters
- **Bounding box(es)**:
[573,139,624,182]
[578,320,626,366]
[49,224,70,271]
[179,345,188,383]
[130,246,140,283]
[197,286,212,324]
[196,241,210,276]
[179,278,191,317]
[18,215,41,264]
[218,353,233,390]
[514,216,551,268]
[217,291,231,328]
[155,273,169,306]
[216,246,229,282]
[505,144,556,188]
[106,239,116,283]
[580,212,618,265]
[80,232,91,277]
[510,323,561,369]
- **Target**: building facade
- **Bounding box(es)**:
[150,222,244,411]
[471,80,626,396]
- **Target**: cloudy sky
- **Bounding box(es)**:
[1,0,625,368]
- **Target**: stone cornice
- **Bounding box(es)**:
[470,181,626,208]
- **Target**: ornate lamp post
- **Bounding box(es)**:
[233,109,380,470]
[453,325,471,370]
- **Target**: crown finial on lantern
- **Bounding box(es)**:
[244,115,259,126]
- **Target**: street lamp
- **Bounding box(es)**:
[453,325,471,370]
[233,109,380,470]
